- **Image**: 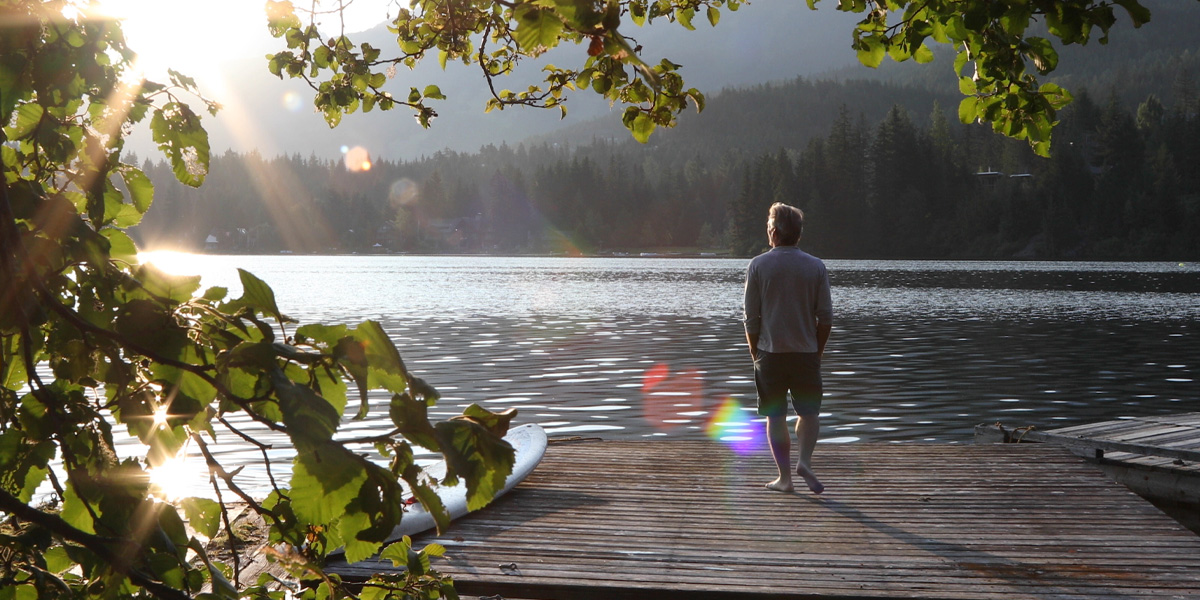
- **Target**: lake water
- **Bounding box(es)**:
[129,254,1200,496]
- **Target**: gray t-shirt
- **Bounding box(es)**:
[743,246,833,353]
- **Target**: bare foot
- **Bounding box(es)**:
[765,477,794,493]
[795,464,825,494]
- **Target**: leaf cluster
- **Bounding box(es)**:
[269,0,1167,155]
[2,3,514,600]
[818,0,1154,156]
[263,0,718,142]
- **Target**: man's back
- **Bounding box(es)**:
[743,246,833,354]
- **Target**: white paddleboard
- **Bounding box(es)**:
[389,423,547,540]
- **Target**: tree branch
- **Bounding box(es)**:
[0,488,193,600]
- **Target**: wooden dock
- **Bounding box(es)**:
[330,440,1200,599]
[977,413,1200,521]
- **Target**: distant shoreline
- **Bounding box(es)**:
[184,250,1197,264]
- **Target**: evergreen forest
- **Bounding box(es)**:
[133,72,1200,260]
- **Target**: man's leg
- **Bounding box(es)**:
[795,414,819,468]
[790,353,825,494]
[794,414,824,494]
[765,415,793,492]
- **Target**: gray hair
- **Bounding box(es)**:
[768,202,804,246]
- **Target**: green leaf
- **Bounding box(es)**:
[351,320,409,394]
[134,263,201,304]
[273,369,341,445]
[707,7,720,26]
[157,503,191,547]
[629,0,646,25]
[434,419,515,511]
[120,166,154,213]
[1114,0,1151,27]
[150,102,210,187]
[459,403,517,437]
[297,323,349,345]
[6,102,43,139]
[314,363,349,417]
[234,268,282,320]
[101,229,139,264]
[380,537,412,568]
[676,7,696,30]
[0,584,37,600]
[314,45,332,68]
[43,547,72,574]
[202,286,228,302]
[629,113,655,143]
[958,96,979,124]
[513,4,564,51]
[61,483,96,534]
[338,511,382,563]
[856,35,886,68]
[423,85,445,100]
[290,442,367,524]
[913,44,934,64]
[953,49,969,77]
[1024,36,1059,74]
[114,299,190,359]
[0,430,53,503]
[389,392,439,451]
[945,15,969,40]
[323,105,343,128]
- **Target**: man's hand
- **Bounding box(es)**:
[745,331,759,362]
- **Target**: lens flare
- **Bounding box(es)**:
[544,226,584,256]
[706,397,763,455]
[640,363,705,432]
[344,146,372,172]
[642,363,669,392]
[389,178,420,207]
[282,91,303,111]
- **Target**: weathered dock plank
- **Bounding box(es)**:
[331,441,1200,599]
[976,413,1200,518]
[1041,413,1200,462]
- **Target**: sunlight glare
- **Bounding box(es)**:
[152,405,170,429]
[149,452,207,502]
[95,0,272,79]
[138,250,201,276]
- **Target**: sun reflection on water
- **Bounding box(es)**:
[138,250,202,276]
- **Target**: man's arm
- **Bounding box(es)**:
[744,262,761,361]
[815,263,833,358]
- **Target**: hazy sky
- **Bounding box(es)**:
[107,1,863,161]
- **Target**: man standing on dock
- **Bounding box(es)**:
[743,202,832,494]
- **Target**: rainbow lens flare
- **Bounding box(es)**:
[706,397,763,455]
